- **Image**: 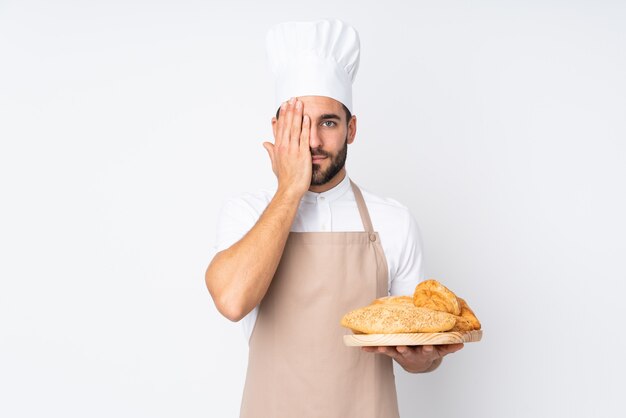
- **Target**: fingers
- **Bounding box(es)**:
[290,99,303,148]
[280,97,296,147]
[377,346,406,361]
[361,346,419,358]
[263,142,276,175]
[418,344,464,358]
[361,345,457,361]
[380,346,423,362]
[275,102,287,147]
[361,344,464,374]
[263,141,275,156]
[374,346,396,359]
[421,345,435,356]
[360,346,397,358]
[300,114,310,152]
[396,345,411,356]
[398,346,433,360]
[275,97,304,150]
[436,343,464,356]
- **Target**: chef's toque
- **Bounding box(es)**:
[266,19,360,113]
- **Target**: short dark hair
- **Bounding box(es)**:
[275,103,352,125]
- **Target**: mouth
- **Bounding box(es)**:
[312,156,327,163]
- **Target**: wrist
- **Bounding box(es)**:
[275,185,306,204]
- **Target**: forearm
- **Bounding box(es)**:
[205,188,301,321]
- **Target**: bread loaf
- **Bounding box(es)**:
[340,304,457,334]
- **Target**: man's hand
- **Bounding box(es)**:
[361,343,464,373]
[263,97,312,200]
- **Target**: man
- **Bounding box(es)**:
[205,19,463,418]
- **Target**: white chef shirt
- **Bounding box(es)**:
[213,174,424,342]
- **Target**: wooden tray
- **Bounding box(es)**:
[343,330,482,347]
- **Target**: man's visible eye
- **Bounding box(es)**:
[321,120,337,127]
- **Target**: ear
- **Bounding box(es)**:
[271,117,277,139]
[347,115,357,144]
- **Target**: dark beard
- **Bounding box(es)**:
[310,137,348,186]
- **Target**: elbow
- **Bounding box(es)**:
[205,264,247,322]
[215,294,247,322]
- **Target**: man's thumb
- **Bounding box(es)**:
[263,142,275,160]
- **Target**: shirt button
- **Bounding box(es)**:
[320,196,325,201]
[369,233,377,242]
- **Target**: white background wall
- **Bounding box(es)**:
[1,0,625,417]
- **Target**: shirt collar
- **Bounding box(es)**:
[302,173,351,203]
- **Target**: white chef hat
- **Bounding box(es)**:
[266,19,361,113]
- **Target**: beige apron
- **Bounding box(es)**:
[240,181,400,418]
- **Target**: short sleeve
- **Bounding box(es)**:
[389,211,424,296]
[214,196,265,254]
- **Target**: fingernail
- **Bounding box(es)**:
[289,97,295,104]
[295,100,302,110]
[281,102,287,110]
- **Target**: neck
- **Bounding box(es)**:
[308,169,347,193]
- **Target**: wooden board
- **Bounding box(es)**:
[343,329,482,347]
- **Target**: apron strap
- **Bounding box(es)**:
[350,180,374,233]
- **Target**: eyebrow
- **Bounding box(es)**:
[318,113,342,121]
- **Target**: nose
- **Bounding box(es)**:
[308,122,322,149]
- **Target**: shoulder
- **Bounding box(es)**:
[358,186,415,223]
[355,184,422,245]
[214,188,275,252]
[221,188,275,218]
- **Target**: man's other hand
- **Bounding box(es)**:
[361,343,464,373]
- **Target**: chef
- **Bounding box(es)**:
[205,19,464,418]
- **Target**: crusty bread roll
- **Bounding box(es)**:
[450,315,475,332]
[413,279,462,316]
[458,297,481,330]
[370,295,414,305]
[340,304,457,334]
